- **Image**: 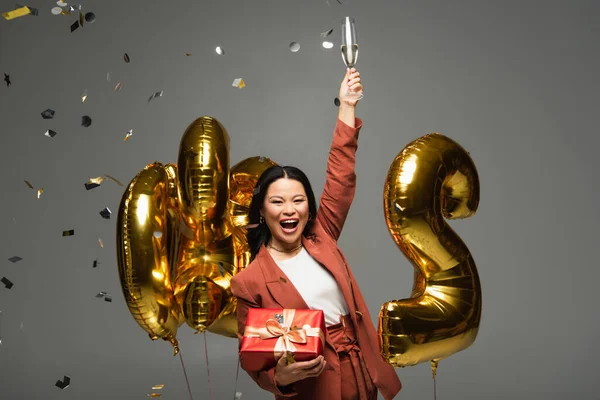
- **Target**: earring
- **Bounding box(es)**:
[260,216,265,224]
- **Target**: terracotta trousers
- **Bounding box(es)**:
[328,315,377,400]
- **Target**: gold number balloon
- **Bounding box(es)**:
[117,115,278,351]
[378,133,482,368]
[116,163,183,355]
[206,156,278,337]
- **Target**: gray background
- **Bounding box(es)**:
[1,0,598,399]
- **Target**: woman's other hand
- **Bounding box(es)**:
[339,67,363,107]
[274,352,327,387]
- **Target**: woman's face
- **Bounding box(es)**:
[261,178,309,249]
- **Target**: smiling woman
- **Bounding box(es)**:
[230,69,402,400]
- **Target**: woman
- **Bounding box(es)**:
[231,68,401,400]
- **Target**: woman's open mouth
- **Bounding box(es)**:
[280,219,299,233]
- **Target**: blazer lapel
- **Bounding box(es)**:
[256,245,309,310]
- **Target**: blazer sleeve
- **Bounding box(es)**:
[316,117,363,241]
[230,276,298,397]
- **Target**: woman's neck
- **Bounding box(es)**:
[267,240,303,261]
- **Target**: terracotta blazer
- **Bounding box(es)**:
[231,118,401,400]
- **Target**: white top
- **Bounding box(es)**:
[275,247,349,326]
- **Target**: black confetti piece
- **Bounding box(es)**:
[81,115,92,127]
[1,277,14,289]
[62,229,75,237]
[124,53,130,63]
[55,375,70,390]
[41,109,55,119]
[3,73,10,87]
[334,97,340,107]
[45,129,58,138]
[99,207,111,219]
[84,12,95,23]
[8,256,22,263]
[70,20,79,32]
[92,259,99,268]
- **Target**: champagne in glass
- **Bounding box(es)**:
[341,16,363,101]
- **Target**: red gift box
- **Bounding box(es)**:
[240,308,326,372]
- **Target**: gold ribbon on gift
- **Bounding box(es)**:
[244,309,324,360]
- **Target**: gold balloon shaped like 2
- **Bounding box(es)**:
[378,133,482,368]
[116,116,277,353]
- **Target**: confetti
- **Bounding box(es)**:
[85,176,104,190]
[98,238,104,248]
[41,109,55,119]
[289,42,300,52]
[320,29,333,38]
[51,7,62,15]
[147,395,161,398]
[106,72,111,82]
[69,4,82,12]
[99,207,111,219]
[96,292,112,302]
[184,52,192,56]
[62,229,75,237]
[45,129,58,138]
[215,46,224,55]
[232,78,245,88]
[55,375,70,390]
[148,90,164,102]
[152,385,164,390]
[334,97,340,107]
[57,1,67,6]
[81,89,87,102]
[322,41,334,49]
[24,180,34,189]
[124,53,130,63]
[1,277,14,289]
[104,174,124,186]
[114,82,122,91]
[124,129,134,141]
[15,4,38,16]
[37,188,43,198]
[153,231,162,238]
[70,20,79,32]
[81,115,92,127]
[234,392,243,400]
[78,10,84,27]
[8,256,23,263]
[84,12,95,23]
[2,6,31,20]
[4,73,10,86]
[92,259,99,268]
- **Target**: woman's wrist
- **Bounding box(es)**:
[337,104,356,128]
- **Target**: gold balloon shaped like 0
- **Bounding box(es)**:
[116,162,183,355]
[206,155,278,337]
[378,133,482,368]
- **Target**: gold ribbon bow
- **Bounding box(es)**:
[244,309,324,361]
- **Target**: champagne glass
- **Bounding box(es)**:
[341,16,363,101]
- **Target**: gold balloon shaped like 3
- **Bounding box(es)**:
[116,163,183,355]
[378,133,482,368]
[117,115,278,351]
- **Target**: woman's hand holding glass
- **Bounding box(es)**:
[339,67,363,107]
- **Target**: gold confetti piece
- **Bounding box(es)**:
[24,180,34,189]
[147,395,161,398]
[85,177,103,190]
[104,174,124,186]
[62,229,75,237]
[2,6,31,20]
[124,129,133,141]
[98,238,104,248]
[37,188,43,198]
[152,385,164,390]
[81,89,87,102]
[184,52,192,56]
[114,82,122,92]
[232,78,245,88]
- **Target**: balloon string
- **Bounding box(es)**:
[178,344,194,400]
[204,332,213,400]
[431,360,438,400]
[233,357,241,399]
